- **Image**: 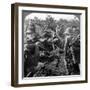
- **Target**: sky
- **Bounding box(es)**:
[25,13,79,21]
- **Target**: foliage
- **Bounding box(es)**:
[24,15,80,77]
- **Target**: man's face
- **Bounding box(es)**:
[26,22,36,41]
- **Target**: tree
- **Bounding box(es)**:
[45,15,56,31]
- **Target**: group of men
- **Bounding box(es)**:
[24,23,80,77]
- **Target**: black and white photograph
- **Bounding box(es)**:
[23,12,80,77]
[11,3,87,87]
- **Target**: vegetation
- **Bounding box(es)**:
[24,15,80,77]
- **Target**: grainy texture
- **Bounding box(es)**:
[23,12,80,77]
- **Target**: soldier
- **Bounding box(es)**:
[64,26,80,75]
[24,22,41,77]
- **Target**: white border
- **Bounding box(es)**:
[18,6,86,84]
